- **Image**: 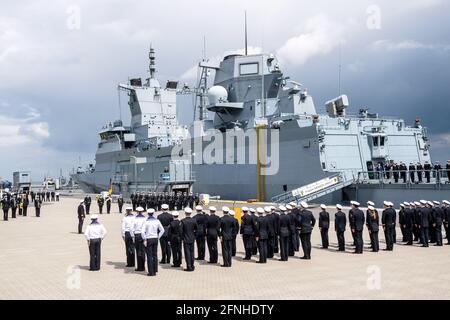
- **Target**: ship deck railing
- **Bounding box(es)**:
[355,169,450,186]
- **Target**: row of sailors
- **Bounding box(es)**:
[130,192,199,212]
[1,193,44,220]
[375,160,450,183]
[83,199,449,274]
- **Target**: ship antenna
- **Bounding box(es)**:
[338,42,342,95]
[149,43,156,79]
[244,11,248,56]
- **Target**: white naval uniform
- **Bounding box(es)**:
[84,222,107,271]
[141,216,164,276]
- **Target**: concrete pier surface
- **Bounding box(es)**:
[0,197,449,300]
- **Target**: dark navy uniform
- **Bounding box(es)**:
[219,215,237,267]
[297,209,316,259]
[382,207,396,251]
[168,218,182,267]
[180,216,197,271]
[431,206,444,246]
[157,211,173,264]
[350,209,365,254]
[367,210,380,252]
[278,212,291,261]
[319,210,330,249]
[194,212,207,260]
[240,213,256,260]
[256,215,269,263]
[335,210,347,251]
[206,213,220,263]
[403,208,414,245]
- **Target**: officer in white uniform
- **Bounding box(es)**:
[142,208,164,276]
[84,214,107,271]
[122,207,135,267]
[132,207,147,272]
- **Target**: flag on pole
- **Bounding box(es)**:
[108,178,113,195]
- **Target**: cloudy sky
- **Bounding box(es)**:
[1,0,449,181]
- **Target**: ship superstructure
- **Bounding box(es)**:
[72,46,449,205]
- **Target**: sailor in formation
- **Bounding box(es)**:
[180,207,197,272]
[84,195,91,215]
[240,206,255,260]
[133,207,147,271]
[142,208,164,276]
[168,211,182,267]
[77,200,85,234]
[206,206,220,264]
[219,207,236,267]
[229,210,239,257]
[157,204,173,264]
[77,195,450,276]
[277,205,290,261]
[84,214,107,271]
[117,195,124,214]
[194,205,207,260]
[318,204,330,249]
[121,207,135,267]
[350,201,365,254]
[335,204,347,252]
[296,202,316,259]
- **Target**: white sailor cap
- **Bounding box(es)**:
[161,204,169,210]
[271,206,276,211]
[350,201,360,207]
[403,202,410,206]
[249,208,256,213]
[184,207,193,214]
[289,202,297,207]
[388,202,394,207]
[320,204,327,210]
[279,205,287,212]
[443,200,450,205]
[420,200,428,205]
[229,210,235,216]
[136,207,144,212]
[242,206,249,212]
[433,201,440,205]
[368,206,375,211]
[286,204,293,210]
[257,207,265,214]
[300,201,309,209]
[91,214,99,220]
[400,204,405,208]
[79,200,84,203]
[264,206,272,213]
[209,206,217,212]
[427,201,434,206]
[383,201,390,207]
[414,201,421,206]
[336,204,343,210]
[172,211,179,217]
[222,206,230,213]
[367,201,375,206]
[147,208,155,214]
[195,205,203,211]
[125,206,133,211]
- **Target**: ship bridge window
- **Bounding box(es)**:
[380,136,385,146]
[239,63,259,76]
[373,136,379,147]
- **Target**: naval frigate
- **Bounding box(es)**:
[72,46,450,205]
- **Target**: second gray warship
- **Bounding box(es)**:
[72,46,450,204]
